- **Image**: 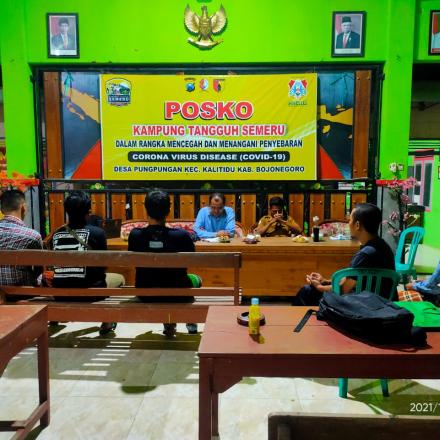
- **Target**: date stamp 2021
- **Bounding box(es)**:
[409,402,440,413]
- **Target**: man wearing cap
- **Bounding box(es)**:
[336,16,360,49]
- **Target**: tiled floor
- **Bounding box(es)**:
[1,322,439,440]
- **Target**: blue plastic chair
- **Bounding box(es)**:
[331,267,400,398]
[394,226,425,284]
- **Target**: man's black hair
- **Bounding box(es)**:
[145,189,170,220]
[209,192,225,204]
[352,203,382,235]
[58,17,69,26]
[269,196,285,208]
[0,189,25,213]
[64,191,91,225]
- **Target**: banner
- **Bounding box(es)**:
[100,73,317,180]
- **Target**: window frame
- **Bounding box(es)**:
[410,155,434,211]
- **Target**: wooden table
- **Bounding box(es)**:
[107,237,359,296]
[0,305,49,439]
[198,306,440,440]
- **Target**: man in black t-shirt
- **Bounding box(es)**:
[48,191,123,334]
[293,203,396,306]
[51,224,107,288]
[128,190,200,337]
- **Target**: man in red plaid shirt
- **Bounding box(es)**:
[0,189,43,291]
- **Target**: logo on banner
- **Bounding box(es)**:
[288,79,308,100]
[199,78,209,91]
[288,79,308,106]
[105,78,131,106]
[185,78,196,92]
[213,79,225,92]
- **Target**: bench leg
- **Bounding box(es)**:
[37,329,50,427]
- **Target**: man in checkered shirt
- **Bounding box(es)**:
[0,189,43,292]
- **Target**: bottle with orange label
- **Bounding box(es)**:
[248,297,261,335]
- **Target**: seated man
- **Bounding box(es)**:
[405,260,440,304]
[193,193,235,239]
[255,196,301,237]
[293,203,395,306]
[128,189,201,337]
[0,189,43,299]
[48,191,124,334]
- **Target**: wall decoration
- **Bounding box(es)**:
[332,11,365,57]
[429,10,440,55]
[47,13,79,58]
[184,5,227,49]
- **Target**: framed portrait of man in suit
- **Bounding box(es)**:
[429,10,440,55]
[47,13,79,58]
[332,12,365,57]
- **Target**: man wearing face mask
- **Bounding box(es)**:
[0,189,43,298]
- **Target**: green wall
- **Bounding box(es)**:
[415,0,440,62]
[413,1,440,249]
[0,0,36,175]
[2,0,438,248]
[0,0,419,179]
[0,0,438,250]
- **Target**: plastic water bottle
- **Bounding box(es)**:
[248,297,261,335]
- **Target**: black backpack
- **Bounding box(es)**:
[317,291,426,345]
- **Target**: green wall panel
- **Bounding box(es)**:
[0,1,438,250]
[415,0,440,62]
[0,0,440,245]
[23,0,389,64]
[1,0,419,180]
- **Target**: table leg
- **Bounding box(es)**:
[199,358,213,440]
[37,328,50,428]
[211,392,219,437]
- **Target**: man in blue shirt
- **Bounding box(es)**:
[406,260,440,304]
[193,193,235,239]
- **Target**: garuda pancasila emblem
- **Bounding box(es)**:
[184,4,227,49]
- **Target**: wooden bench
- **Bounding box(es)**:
[0,250,241,324]
[268,412,440,440]
[0,305,49,439]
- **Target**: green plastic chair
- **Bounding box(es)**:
[394,226,425,284]
[331,267,400,299]
[331,267,400,398]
